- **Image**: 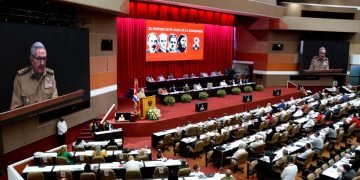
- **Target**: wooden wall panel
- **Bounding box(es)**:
[267,53,296,63]
[267,63,298,71]
[90,71,117,90]
[90,56,108,74]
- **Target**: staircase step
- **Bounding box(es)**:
[76,136,93,141]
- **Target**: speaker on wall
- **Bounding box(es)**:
[243,94,252,102]
[272,44,283,51]
[195,102,208,112]
[273,89,281,96]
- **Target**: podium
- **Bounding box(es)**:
[140,95,156,119]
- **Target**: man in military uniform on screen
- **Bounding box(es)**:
[10,42,58,109]
[308,47,329,71]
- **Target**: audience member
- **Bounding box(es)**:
[74,139,86,149]
[266,127,277,141]
[274,149,289,173]
[169,85,177,92]
[92,145,108,158]
[220,169,235,180]
[106,137,118,148]
[189,164,206,178]
[281,156,298,180]
[220,80,227,86]
[326,124,337,141]
[297,143,313,160]
[339,164,356,180]
[124,155,143,171]
[350,150,360,172]
[135,148,148,160]
[310,132,324,152]
[57,146,73,164]
[156,149,167,162]
[84,163,92,172]
[183,84,190,91]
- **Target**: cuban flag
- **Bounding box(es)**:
[133,79,140,114]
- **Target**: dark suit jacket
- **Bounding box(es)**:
[350,157,360,172]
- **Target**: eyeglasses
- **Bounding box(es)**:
[32,56,47,62]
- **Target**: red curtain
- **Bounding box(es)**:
[117,1,234,94]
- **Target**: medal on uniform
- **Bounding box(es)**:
[45,77,53,89]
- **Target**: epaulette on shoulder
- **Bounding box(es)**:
[313,56,319,59]
[17,67,31,76]
[46,68,54,75]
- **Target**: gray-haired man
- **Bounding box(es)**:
[11,42,58,109]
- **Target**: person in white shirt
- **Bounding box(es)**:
[297,143,313,160]
[265,103,273,114]
[242,110,251,120]
[287,97,296,106]
[292,109,303,118]
[303,118,315,129]
[310,132,324,152]
[194,83,203,90]
[286,105,296,114]
[156,149,168,162]
[220,80,227,87]
[73,139,86,148]
[279,108,287,119]
[125,155,144,171]
[281,156,298,180]
[189,164,206,178]
[157,74,166,81]
[57,117,68,145]
[254,106,264,117]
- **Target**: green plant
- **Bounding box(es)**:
[232,87,241,95]
[181,94,192,103]
[356,91,360,97]
[217,89,226,98]
[244,86,253,93]
[255,84,264,91]
[199,91,209,100]
[164,96,176,106]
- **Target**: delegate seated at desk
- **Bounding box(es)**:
[297,143,313,160]
[169,85,177,92]
[159,88,168,95]
[193,83,203,90]
[220,80,227,87]
[183,84,190,91]
[125,155,143,171]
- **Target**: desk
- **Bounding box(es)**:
[159,83,256,105]
[321,157,352,180]
[94,128,123,141]
[146,75,232,90]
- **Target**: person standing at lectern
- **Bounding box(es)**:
[137,88,146,99]
[308,47,329,71]
[11,42,58,109]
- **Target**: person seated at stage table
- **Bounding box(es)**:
[297,143,313,161]
[73,139,86,149]
[125,155,143,171]
[106,137,118,149]
[220,80,227,87]
[309,132,324,152]
[93,145,108,158]
[190,73,197,78]
[189,164,206,178]
[183,73,189,79]
[274,149,289,173]
[264,103,273,114]
[157,74,166,81]
[231,79,236,85]
[200,72,209,78]
[210,70,218,77]
[137,88,146,99]
[91,120,101,135]
[193,83,203,90]
[146,75,155,82]
[266,127,277,141]
[57,146,73,164]
[217,70,223,76]
[183,84,190,91]
[221,169,236,180]
[103,120,113,131]
[136,148,149,161]
[159,87,168,95]
[169,85,177,92]
[167,73,175,80]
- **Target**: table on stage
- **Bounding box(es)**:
[94,128,123,142]
[146,75,232,91]
[159,82,256,105]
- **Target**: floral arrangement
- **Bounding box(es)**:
[199,91,209,100]
[232,87,241,95]
[147,107,161,120]
[255,84,264,91]
[181,94,192,103]
[217,89,226,98]
[244,86,253,93]
[164,96,176,106]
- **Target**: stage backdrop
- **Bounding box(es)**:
[117,1,234,94]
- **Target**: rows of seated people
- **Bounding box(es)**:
[146,70,224,82]
[153,88,360,179]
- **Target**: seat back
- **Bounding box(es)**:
[279,131,288,143]
[235,128,247,139]
[314,168,323,177]
[153,166,169,178]
[92,156,105,163]
[269,133,280,144]
[258,122,268,131]
[196,126,203,136]
[253,143,266,154]
[214,134,224,145]
[99,169,116,180]
[193,140,204,153]
[125,170,142,179]
[202,136,211,147]
[116,153,129,162]
[56,157,68,165]
[27,172,44,180]
[177,168,191,177]
[106,145,118,150]
[76,155,90,164]
[346,123,356,136]
[186,126,197,136]
[321,164,329,170]
[163,134,173,145]
[135,155,149,161]
[56,171,72,180]
[304,151,315,167]
[336,130,344,143]
[307,173,316,180]
[79,172,96,180]
[73,146,85,151]
[207,124,216,132]
[237,151,249,164]
[40,156,53,165]
[223,131,230,142]
[173,131,182,142]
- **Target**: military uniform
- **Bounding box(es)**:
[309,56,329,70]
[11,66,58,109]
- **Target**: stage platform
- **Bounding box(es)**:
[114,87,301,137]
